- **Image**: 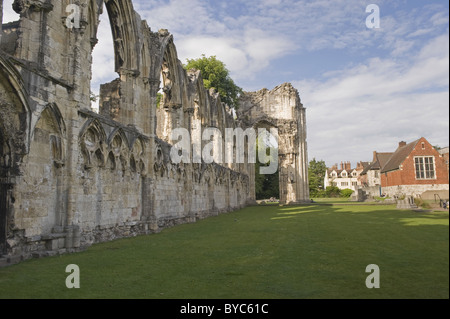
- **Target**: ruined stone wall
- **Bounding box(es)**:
[238,83,309,204]
[0,0,308,263]
[0,0,3,38]
[382,184,449,199]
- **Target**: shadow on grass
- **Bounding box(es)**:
[0,203,448,299]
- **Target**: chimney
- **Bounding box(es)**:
[345,161,351,171]
[399,141,407,148]
[331,164,338,170]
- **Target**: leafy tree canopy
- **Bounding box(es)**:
[184,54,243,109]
[308,158,327,197]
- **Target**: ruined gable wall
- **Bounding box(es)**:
[238,83,309,204]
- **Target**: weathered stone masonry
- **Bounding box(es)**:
[0,0,309,263]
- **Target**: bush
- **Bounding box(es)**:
[341,189,354,198]
[414,198,431,209]
[310,189,327,198]
[325,186,341,198]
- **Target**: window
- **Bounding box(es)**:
[415,156,435,179]
[352,182,358,186]
[341,182,348,187]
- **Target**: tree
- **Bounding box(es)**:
[308,158,327,197]
[90,91,98,103]
[325,186,341,198]
[255,142,279,200]
[255,160,279,200]
[184,55,242,109]
[156,92,163,108]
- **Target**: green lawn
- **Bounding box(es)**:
[0,203,448,299]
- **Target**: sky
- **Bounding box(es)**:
[2,0,449,167]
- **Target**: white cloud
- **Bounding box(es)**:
[2,0,20,23]
[177,36,248,70]
[2,0,448,169]
[91,5,116,90]
[294,33,449,166]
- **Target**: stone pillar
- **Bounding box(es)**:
[247,162,256,203]
[295,106,309,202]
[1,0,3,44]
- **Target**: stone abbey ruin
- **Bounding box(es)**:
[0,0,308,263]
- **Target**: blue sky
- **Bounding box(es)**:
[2,0,449,167]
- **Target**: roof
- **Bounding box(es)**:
[381,139,420,173]
[360,152,394,175]
[358,162,371,170]
[326,168,359,176]
[439,147,449,155]
[375,153,394,169]
[360,162,374,175]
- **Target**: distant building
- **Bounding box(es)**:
[380,138,449,198]
[438,146,449,179]
[359,152,394,187]
[324,161,369,191]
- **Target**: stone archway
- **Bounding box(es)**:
[238,84,310,204]
[0,55,31,256]
[103,0,140,73]
[251,119,280,202]
[155,37,184,142]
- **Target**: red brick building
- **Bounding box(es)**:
[380,137,449,198]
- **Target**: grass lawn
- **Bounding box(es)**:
[0,203,448,299]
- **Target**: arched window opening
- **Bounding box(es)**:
[254,124,279,202]
[1,0,20,24]
[90,3,116,113]
[1,0,21,54]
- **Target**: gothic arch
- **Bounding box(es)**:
[140,37,151,79]
[157,36,183,108]
[154,36,185,141]
[103,0,140,74]
[33,104,67,166]
[79,119,107,168]
[108,128,129,171]
[188,70,210,127]
[108,128,130,152]
[88,0,102,49]
[0,55,31,159]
